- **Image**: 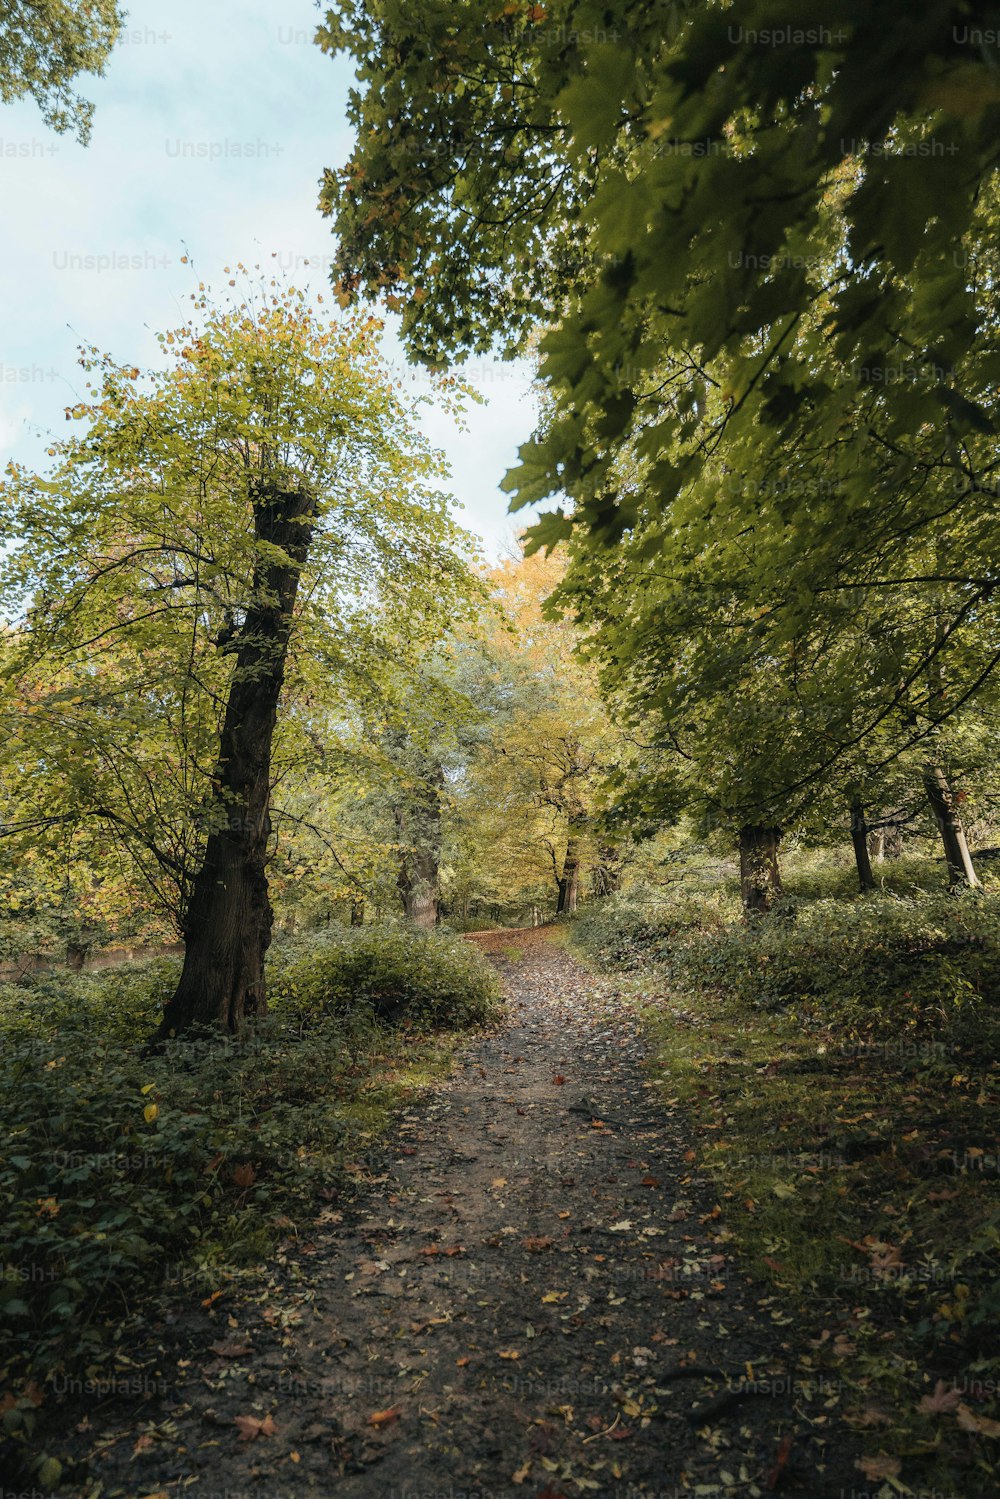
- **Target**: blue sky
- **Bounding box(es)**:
[0,0,538,557]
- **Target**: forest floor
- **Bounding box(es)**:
[49,927,863,1499]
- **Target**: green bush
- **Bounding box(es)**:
[570,886,736,970]
[268,924,502,1030]
[573,880,1000,1036]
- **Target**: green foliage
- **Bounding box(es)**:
[572,873,1000,1036]
[268,924,502,1031]
[0,277,482,936]
[0,930,497,1396]
[0,0,122,141]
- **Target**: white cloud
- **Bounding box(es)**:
[0,0,540,554]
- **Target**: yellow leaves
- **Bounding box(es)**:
[540,1290,567,1304]
[143,1102,158,1124]
[497,1349,521,1360]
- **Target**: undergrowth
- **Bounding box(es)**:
[572,869,1000,1498]
[0,926,501,1491]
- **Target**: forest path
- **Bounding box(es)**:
[68,928,856,1498]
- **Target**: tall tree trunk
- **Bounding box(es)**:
[350,896,365,927]
[396,763,443,928]
[923,764,980,888]
[738,824,782,915]
[150,482,315,1043]
[850,798,875,891]
[556,829,581,914]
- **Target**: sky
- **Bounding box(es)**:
[0,0,539,558]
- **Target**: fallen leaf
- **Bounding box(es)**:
[957,1403,1000,1438]
[856,1454,901,1481]
[234,1413,278,1442]
[512,1458,532,1484]
[766,1433,793,1489]
[522,1236,553,1252]
[918,1381,962,1415]
[232,1163,256,1191]
[498,1350,521,1360]
[209,1341,252,1358]
[368,1407,402,1428]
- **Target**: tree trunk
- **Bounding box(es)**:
[738,824,782,915]
[883,818,903,859]
[850,799,875,892]
[66,942,87,972]
[591,843,622,897]
[396,763,443,928]
[923,764,980,888]
[350,897,365,927]
[556,830,581,915]
[150,482,315,1043]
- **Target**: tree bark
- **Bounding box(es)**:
[556,829,581,914]
[396,763,443,928]
[850,799,876,892]
[738,824,782,915]
[350,897,365,927]
[150,482,315,1042]
[883,818,903,859]
[591,842,622,897]
[923,764,980,888]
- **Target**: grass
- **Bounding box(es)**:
[571,863,1000,1498]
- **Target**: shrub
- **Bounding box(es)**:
[572,879,1000,1036]
[267,924,502,1031]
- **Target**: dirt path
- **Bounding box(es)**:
[58,930,858,1497]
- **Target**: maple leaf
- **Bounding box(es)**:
[232,1163,256,1191]
[234,1412,278,1441]
[918,1381,962,1415]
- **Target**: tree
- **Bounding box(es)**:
[0,278,479,1036]
[321,2,1000,545]
[1,0,122,141]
